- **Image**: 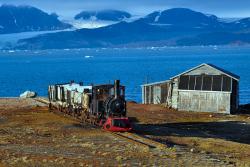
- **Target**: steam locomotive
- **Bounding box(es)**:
[48,80,132,132]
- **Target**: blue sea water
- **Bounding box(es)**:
[0,46,249,104]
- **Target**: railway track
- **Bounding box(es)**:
[34,97,167,150]
[110,132,167,149]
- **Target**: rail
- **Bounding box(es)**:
[33,97,167,150]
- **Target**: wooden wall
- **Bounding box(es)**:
[178,90,231,114]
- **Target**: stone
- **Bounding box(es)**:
[20,91,37,98]
[102,152,108,156]
[22,156,28,163]
[116,156,123,161]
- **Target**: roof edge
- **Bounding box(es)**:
[170,63,240,81]
[141,80,170,87]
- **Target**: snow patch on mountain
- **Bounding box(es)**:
[64,19,118,29]
[154,11,162,22]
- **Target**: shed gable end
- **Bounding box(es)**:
[184,65,223,76]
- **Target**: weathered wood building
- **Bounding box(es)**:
[142,63,240,114]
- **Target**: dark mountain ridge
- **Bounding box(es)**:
[0,4,72,34]
[12,8,250,49]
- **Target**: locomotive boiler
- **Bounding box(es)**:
[48,80,132,132]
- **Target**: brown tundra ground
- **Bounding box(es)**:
[0,98,250,166]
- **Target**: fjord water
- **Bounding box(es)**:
[0,46,249,104]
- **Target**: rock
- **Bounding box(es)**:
[116,156,123,161]
[102,152,108,156]
[22,156,28,163]
[20,91,37,98]
[200,150,206,154]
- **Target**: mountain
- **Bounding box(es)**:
[140,8,224,29]
[14,21,170,49]
[231,18,250,31]
[0,5,72,34]
[74,10,131,21]
[12,8,250,49]
[176,32,250,46]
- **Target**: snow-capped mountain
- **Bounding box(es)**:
[10,8,250,49]
[67,10,133,29]
[140,8,222,29]
[0,4,72,34]
[75,10,131,21]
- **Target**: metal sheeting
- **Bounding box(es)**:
[178,90,231,113]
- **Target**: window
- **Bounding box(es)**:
[212,75,222,91]
[202,75,212,91]
[222,75,232,92]
[189,76,196,90]
[179,76,189,90]
[195,76,202,90]
[178,74,232,92]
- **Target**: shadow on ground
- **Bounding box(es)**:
[135,121,250,145]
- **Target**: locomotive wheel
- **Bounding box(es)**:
[68,105,73,116]
[73,108,78,118]
[49,103,52,112]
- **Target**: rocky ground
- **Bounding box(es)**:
[0,99,249,166]
[127,102,250,166]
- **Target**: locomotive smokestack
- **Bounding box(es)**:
[114,80,120,98]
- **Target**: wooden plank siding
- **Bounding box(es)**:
[142,81,170,104]
[178,90,231,114]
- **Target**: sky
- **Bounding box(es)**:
[0,0,250,19]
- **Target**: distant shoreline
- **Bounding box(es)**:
[2,44,250,52]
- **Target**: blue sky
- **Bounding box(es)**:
[0,0,250,18]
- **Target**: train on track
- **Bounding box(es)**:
[48,80,132,132]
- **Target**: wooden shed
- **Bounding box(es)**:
[142,63,240,114]
[142,80,171,104]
